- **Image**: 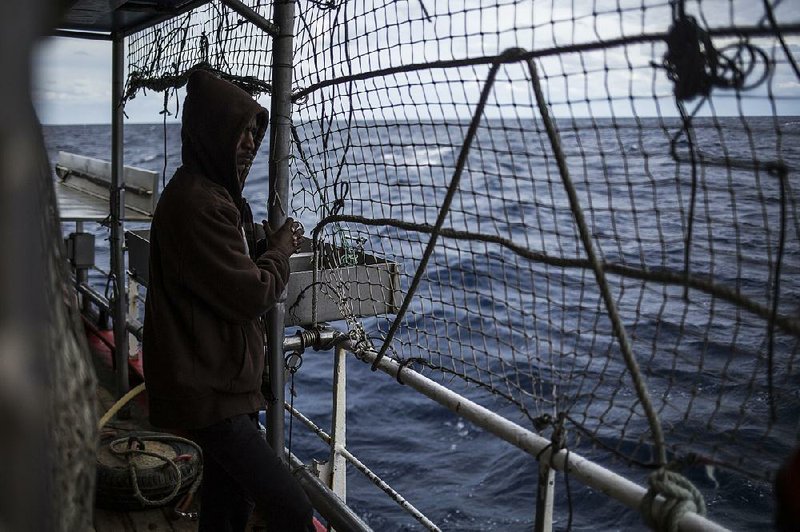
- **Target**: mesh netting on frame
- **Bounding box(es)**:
[127,0,800,486]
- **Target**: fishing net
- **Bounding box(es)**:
[126,0,800,492]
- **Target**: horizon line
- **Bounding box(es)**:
[41,114,800,126]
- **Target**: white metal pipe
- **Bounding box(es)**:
[345,341,729,532]
[284,403,440,531]
[338,447,441,532]
[330,345,347,500]
[286,451,372,532]
[535,460,556,532]
[219,0,279,36]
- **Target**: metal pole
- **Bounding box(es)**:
[111,33,129,398]
[266,0,296,460]
[330,345,347,501]
[345,340,729,532]
[286,452,372,532]
[219,0,279,36]
[75,221,89,313]
[534,461,555,532]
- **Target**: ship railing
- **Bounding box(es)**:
[65,246,732,532]
[278,326,730,532]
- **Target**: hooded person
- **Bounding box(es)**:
[143,69,313,532]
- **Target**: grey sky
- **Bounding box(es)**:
[33,0,800,124]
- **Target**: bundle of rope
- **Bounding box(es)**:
[96,383,203,515]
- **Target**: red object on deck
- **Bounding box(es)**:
[83,321,145,380]
[313,517,326,532]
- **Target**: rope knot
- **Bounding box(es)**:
[640,467,706,532]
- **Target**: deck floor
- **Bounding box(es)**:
[90,319,203,532]
[89,330,321,532]
[94,375,201,532]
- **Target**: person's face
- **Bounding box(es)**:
[236,116,258,187]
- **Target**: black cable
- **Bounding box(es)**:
[767,166,788,422]
[763,0,800,81]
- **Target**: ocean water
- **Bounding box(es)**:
[43,117,799,531]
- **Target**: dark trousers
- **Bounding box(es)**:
[190,413,314,532]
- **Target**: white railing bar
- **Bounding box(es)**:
[337,446,441,532]
[284,403,440,531]
[343,339,730,532]
[285,402,331,445]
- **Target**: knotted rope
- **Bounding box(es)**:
[640,468,706,532]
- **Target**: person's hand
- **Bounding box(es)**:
[262,218,304,256]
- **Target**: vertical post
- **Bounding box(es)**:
[534,458,555,532]
[266,0,296,459]
[75,221,89,312]
[111,33,129,398]
[128,278,139,357]
[330,345,348,502]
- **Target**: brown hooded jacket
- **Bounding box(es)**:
[143,70,288,429]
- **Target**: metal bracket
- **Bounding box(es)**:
[283,325,342,353]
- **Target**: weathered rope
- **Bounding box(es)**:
[289,23,797,103]
[656,2,771,101]
[99,383,204,510]
[108,433,204,508]
[640,468,707,532]
[526,55,667,465]
[308,214,800,338]
[109,435,183,506]
[98,381,146,430]
[762,0,800,80]
[123,62,272,106]
[767,165,789,422]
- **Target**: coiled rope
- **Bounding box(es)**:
[640,468,707,532]
[98,382,204,511]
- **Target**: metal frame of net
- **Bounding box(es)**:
[126,0,800,515]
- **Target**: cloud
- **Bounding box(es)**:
[32,36,183,124]
[32,0,800,124]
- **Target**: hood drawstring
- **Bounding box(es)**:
[239,199,259,262]
[240,198,272,393]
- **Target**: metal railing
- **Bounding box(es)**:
[278,325,730,532]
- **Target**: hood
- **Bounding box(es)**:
[180,70,269,203]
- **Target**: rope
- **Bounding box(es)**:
[285,351,304,459]
[108,433,204,508]
[98,382,204,511]
[289,23,795,102]
[767,166,789,422]
[677,100,699,301]
[526,56,667,466]
[160,90,170,190]
[123,62,272,105]
[640,468,706,532]
[762,0,800,81]
[98,381,146,430]
[109,435,182,506]
[308,214,800,337]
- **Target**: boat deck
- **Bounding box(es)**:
[91,334,201,532]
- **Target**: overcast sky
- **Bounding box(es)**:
[33,37,174,124]
[33,0,800,125]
